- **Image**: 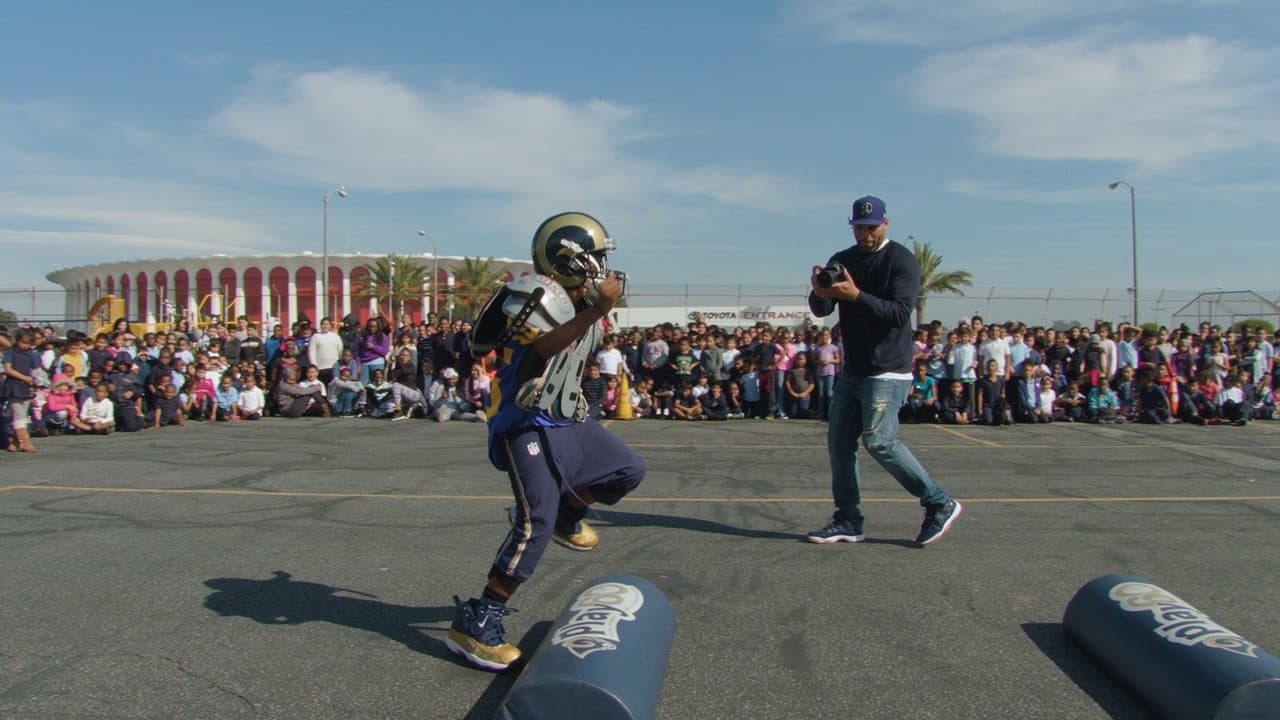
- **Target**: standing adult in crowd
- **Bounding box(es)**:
[357,319,390,385]
[308,318,345,384]
[805,196,961,547]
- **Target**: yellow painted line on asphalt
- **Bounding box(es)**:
[629,443,829,449]
[0,485,17,494]
[627,441,1280,450]
[2,485,512,501]
[928,424,1003,447]
[3,485,1279,505]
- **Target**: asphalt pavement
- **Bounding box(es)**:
[2,416,1279,719]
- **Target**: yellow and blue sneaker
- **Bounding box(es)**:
[445,596,521,671]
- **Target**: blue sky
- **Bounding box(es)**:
[2,1,1278,321]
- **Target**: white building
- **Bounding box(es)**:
[46,252,533,331]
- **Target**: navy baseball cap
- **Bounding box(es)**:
[848,196,887,226]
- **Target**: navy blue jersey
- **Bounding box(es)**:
[486,318,600,470]
[808,240,919,376]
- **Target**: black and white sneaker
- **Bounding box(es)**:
[806,517,865,544]
[916,499,962,546]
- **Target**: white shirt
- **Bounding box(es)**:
[238,387,265,412]
[1216,387,1244,405]
[978,338,1009,377]
[309,331,344,371]
[80,396,115,424]
[1100,339,1118,378]
[595,347,624,376]
[1037,388,1056,414]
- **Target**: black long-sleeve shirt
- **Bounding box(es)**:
[808,240,919,376]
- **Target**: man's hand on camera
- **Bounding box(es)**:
[810,266,860,301]
[595,272,623,315]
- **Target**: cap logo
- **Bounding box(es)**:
[861,201,874,216]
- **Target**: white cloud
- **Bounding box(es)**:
[0,187,278,253]
[211,67,817,213]
[783,0,1116,47]
[911,32,1280,168]
[944,178,1103,204]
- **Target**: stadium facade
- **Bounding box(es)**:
[45,252,533,331]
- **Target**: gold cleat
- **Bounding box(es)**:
[445,628,521,671]
[553,520,599,551]
[446,596,521,671]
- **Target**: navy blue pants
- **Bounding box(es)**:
[492,421,645,584]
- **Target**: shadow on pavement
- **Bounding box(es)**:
[592,508,804,540]
[1021,622,1152,719]
[203,570,462,665]
[462,620,552,720]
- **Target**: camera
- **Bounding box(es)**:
[815,262,845,289]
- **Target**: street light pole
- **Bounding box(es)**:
[323,186,347,319]
[389,255,396,328]
[418,230,438,318]
[1108,181,1138,326]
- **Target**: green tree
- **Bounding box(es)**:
[913,239,973,326]
[0,307,17,325]
[446,256,508,320]
[353,254,431,329]
[1233,318,1275,336]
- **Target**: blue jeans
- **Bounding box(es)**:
[827,373,949,523]
[772,370,787,416]
[332,390,358,415]
[359,358,385,385]
[816,374,836,418]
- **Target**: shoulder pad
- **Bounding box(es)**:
[503,275,576,331]
[470,274,576,356]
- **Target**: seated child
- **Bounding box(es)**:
[1035,376,1056,423]
[115,387,144,432]
[214,374,240,421]
[701,382,730,420]
[1055,382,1086,422]
[1087,377,1122,423]
[671,384,703,421]
[724,381,746,420]
[152,383,188,428]
[938,379,971,425]
[1215,374,1248,426]
[71,383,116,434]
[236,375,265,420]
[1135,370,1174,424]
[44,379,79,434]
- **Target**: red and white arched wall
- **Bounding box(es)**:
[47,253,532,333]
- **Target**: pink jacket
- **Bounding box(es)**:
[46,390,78,414]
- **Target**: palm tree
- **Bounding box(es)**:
[446,256,509,320]
[353,254,431,329]
[912,238,973,325]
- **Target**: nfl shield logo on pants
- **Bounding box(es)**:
[527,441,541,456]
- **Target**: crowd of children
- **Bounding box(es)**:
[3,312,1277,453]
[0,313,494,452]
[588,316,1278,428]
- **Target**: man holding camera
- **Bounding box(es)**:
[806,196,961,547]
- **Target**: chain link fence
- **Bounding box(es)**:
[5,285,1280,333]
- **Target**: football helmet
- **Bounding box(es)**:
[530,212,618,301]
